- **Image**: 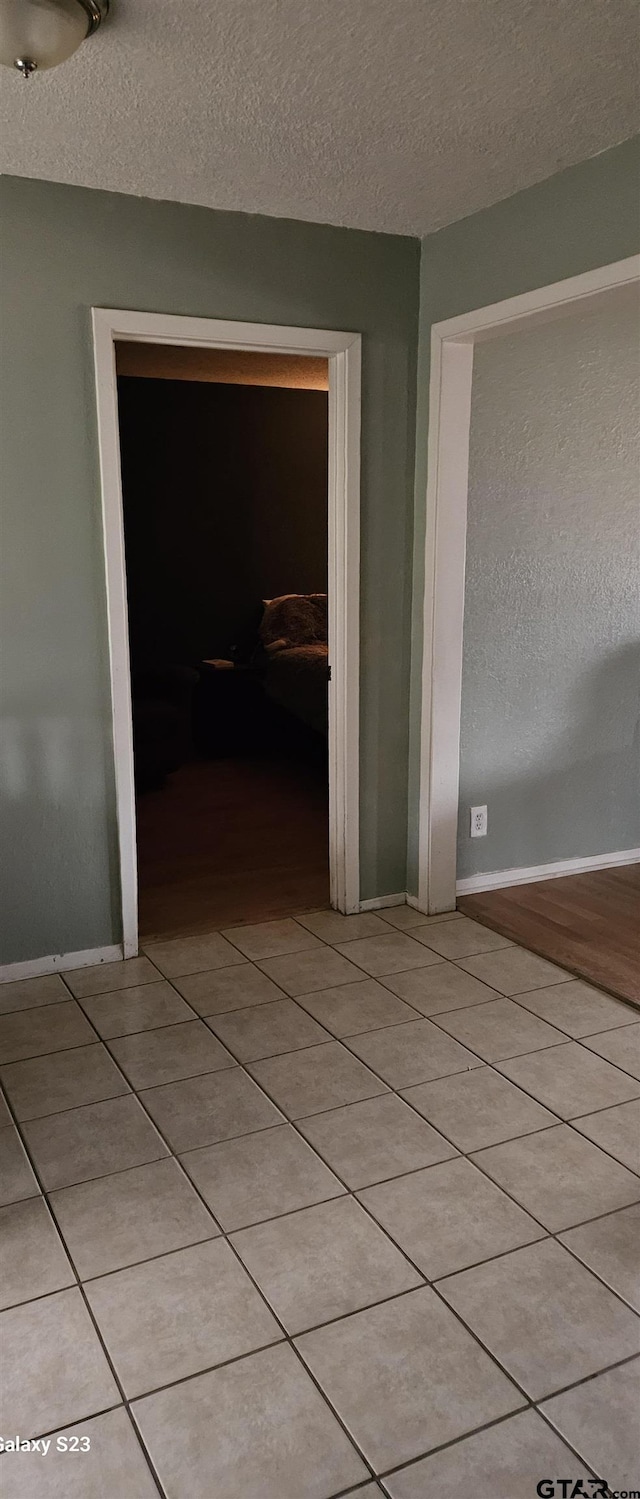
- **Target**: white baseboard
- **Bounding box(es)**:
[364,892,460,916]
[0,944,124,985]
[359,893,407,911]
[456,848,640,896]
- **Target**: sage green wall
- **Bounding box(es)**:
[407,136,640,893]
[0,176,419,964]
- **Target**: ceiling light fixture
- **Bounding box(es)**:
[0,0,108,79]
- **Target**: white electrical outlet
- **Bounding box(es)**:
[470,805,487,838]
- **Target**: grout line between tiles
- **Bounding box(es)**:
[372,1401,603,1489]
[49,990,380,1483]
[3,1081,134,1126]
[286,992,640,1179]
[0,1082,168,1497]
[5,947,634,1063]
[527,1008,640,1039]
[80,1014,229,1042]
[59,963,167,999]
[180,1032,640,1450]
[258,1004,640,1311]
[1,1218,226,1311]
[464,1054,640,1139]
[0,1401,124,1448]
[7,977,640,1224]
[444,965,636,1014]
[125,1332,288,1404]
[2,920,639,1491]
[5,1032,365,1493]
[126,1169,379,1484]
[5,969,535,1484]
[529,1350,640,1478]
[0,1034,106,1068]
[8,961,640,1261]
[0,980,155,1020]
[579,1035,640,1084]
[469,1129,640,1234]
[386,1067,640,1296]
[100,1055,235,1096]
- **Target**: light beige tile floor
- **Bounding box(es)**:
[582,1020,640,1080]
[78,982,193,1040]
[571,1096,640,1172]
[0,906,638,1498]
[540,1357,640,1492]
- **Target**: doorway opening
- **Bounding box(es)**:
[414,256,640,1004]
[416,255,639,918]
[118,342,330,939]
[93,311,361,956]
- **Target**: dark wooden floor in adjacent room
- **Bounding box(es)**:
[459,864,640,1006]
[137,756,329,941]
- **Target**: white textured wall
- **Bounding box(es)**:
[458,293,640,878]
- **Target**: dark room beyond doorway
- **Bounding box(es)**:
[116,343,330,940]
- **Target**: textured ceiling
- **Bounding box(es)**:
[0,0,637,236]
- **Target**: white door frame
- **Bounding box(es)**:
[92,308,361,956]
[416,254,640,914]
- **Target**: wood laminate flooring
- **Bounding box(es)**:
[137,755,329,941]
[459,864,640,1007]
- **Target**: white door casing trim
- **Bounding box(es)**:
[92,309,362,956]
[416,255,640,915]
